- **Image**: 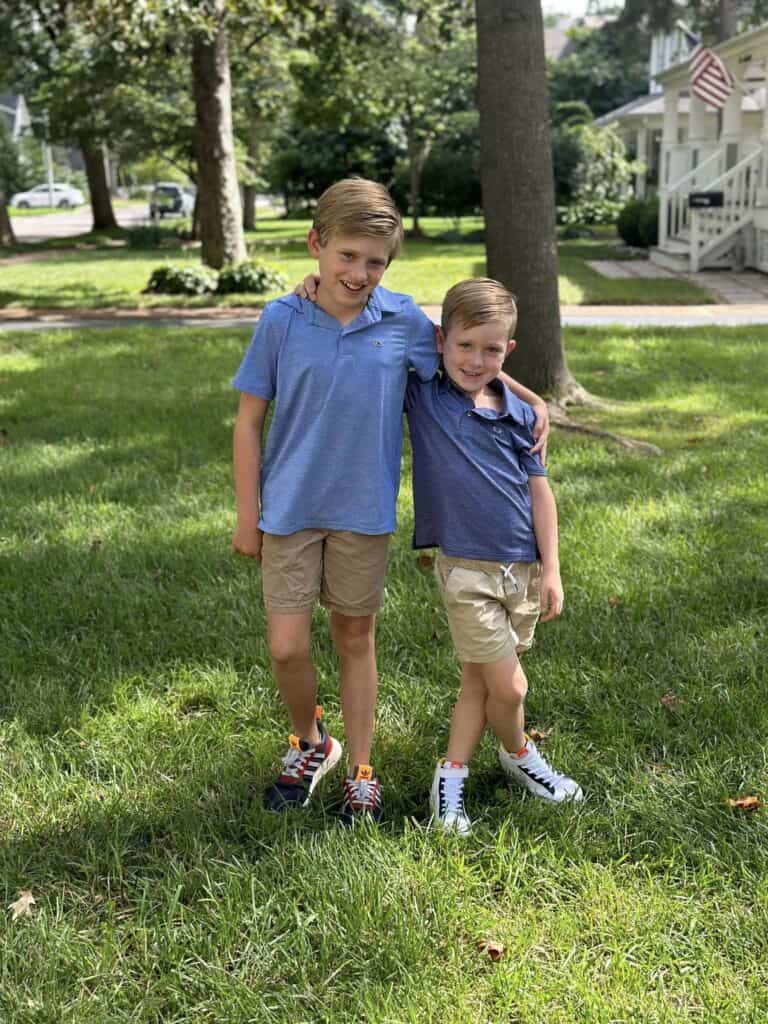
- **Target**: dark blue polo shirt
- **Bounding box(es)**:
[405,373,547,562]
[233,288,438,536]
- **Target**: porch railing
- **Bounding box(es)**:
[658,148,725,249]
[690,147,763,272]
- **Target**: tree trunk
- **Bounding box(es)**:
[81,141,118,231]
[192,9,246,269]
[475,0,578,400]
[0,194,16,247]
[717,0,738,42]
[243,183,257,231]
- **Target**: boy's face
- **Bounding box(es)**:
[307,230,391,322]
[437,319,515,397]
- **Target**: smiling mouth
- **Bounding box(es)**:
[341,280,366,292]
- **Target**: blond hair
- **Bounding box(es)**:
[313,178,404,260]
[441,278,518,338]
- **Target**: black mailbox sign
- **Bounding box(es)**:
[689,191,724,208]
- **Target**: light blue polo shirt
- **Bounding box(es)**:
[405,373,547,562]
[233,287,438,536]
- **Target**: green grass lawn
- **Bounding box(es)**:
[1,324,766,1022]
[0,217,712,309]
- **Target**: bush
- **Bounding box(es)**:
[216,261,287,295]
[557,198,623,228]
[143,264,218,296]
[617,196,658,249]
[638,195,659,248]
[126,225,184,249]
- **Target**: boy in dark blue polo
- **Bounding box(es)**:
[405,278,582,834]
[232,181,549,824]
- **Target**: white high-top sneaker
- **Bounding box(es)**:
[430,759,472,835]
[499,738,583,803]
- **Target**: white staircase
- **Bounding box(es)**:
[652,145,764,273]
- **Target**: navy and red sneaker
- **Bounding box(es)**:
[340,764,383,825]
[263,711,342,811]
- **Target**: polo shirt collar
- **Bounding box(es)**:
[278,287,402,332]
[439,372,529,425]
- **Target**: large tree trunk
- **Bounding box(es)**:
[192,9,246,269]
[717,0,738,41]
[0,195,16,247]
[475,0,578,400]
[243,183,257,231]
[80,141,119,231]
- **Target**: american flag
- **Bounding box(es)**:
[682,26,735,109]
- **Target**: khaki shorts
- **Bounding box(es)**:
[435,552,542,663]
[262,530,390,617]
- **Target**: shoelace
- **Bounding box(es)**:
[522,748,564,786]
[346,777,380,808]
[280,745,314,781]
[441,776,467,814]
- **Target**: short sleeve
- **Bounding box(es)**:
[231,301,290,400]
[405,300,439,382]
[510,400,547,477]
[403,371,424,413]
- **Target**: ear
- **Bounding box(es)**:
[506,338,516,356]
[307,228,322,258]
[435,325,445,353]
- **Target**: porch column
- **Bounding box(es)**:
[721,77,743,169]
[688,92,708,177]
[635,122,648,198]
[661,87,680,185]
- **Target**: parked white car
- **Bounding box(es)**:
[10,183,86,209]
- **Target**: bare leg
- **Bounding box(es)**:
[330,611,377,768]
[445,663,489,763]
[481,655,528,754]
[267,611,320,744]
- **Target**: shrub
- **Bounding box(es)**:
[617,196,658,249]
[143,264,218,295]
[126,225,184,249]
[216,261,287,295]
[638,195,659,248]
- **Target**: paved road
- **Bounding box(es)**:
[9,203,153,243]
[4,304,768,332]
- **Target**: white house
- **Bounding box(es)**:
[598,22,768,274]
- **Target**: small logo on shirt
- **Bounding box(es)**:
[372,339,384,347]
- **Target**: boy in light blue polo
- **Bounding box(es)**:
[231,181,549,824]
[405,278,582,834]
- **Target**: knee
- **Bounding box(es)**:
[487,669,528,707]
[268,636,310,668]
[332,620,375,659]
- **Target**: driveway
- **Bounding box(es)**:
[10,203,151,243]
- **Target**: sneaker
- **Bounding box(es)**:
[498,737,583,803]
[430,759,472,835]
[340,764,383,825]
[263,712,342,811]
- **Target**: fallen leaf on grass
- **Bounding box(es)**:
[0,429,12,446]
[727,795,762,812]
[648,762,672,773]
[416,553,435,573]
[8,891,35,921]
[607,595,624,607]
[660,694,679,712]
[528,728,551,742]
[88,483,97,494]
[686,436,705,444]
[152,568,164,584]
[90,539,104,553]
[477,938,506,962]
[431,630,441,642]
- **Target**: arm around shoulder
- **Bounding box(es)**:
[498,370,550,463]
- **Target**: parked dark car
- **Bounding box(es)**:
[149,183,195,219]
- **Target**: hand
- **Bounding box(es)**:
[539,568,563,622]
[293,273,320,301]
[232,524,263,562]
[529,400,550,466]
